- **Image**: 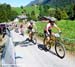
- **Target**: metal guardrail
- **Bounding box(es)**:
[1,29,16,67]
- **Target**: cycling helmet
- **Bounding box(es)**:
[43,16,51,20]
[50,17,57,22]
[30,20,35,24]
[30,20,33,24]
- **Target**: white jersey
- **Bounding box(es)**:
[46,23,57,30]
[27,22,36,30]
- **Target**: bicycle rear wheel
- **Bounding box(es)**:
[33,37,37,44]
[55,42,65,59]
[43,38,51,50]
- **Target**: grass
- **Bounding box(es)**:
[36,21,47,37]
[57,20,75,39]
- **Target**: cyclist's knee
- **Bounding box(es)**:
[52,32,55,36]
[47,37,50,41]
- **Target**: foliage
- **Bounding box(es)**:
[13,4,75,20]
[55,8,62,20]
[12,7,22,14]
[57,20,75,39]
[48,8,56,17]
[60,9,68,19]
[0,4,18,22]
[36,21,47,37]
[68,4,75,20]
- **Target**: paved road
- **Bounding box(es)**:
[11,30,75,67]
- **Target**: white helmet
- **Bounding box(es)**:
[43,16,56,22]
[30,20,35,24]
[43,16,51,20]
[50,17,57,22]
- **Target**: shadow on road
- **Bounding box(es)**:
[37,43,62,58]
[38,44,48,51]
[14,38,36,47]
[15,56,23,59]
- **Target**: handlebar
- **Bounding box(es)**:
[54,32,62,37]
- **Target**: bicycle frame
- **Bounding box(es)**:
[44,33,61,47]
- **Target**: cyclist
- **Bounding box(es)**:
[44,17,61,44]
[27,20,37,41]
[20,24,24,36]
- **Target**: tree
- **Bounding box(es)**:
[72,4,75,19]
[20,6,23,9]
[67,4,75,20]
[10,10,18,21]
[39,5,44,17]
[55,8,62,20]
[48,8,56,17]
[61,9,68,19]
[0,3,18,22]
[27,13,31,21]
[43,5,49,16]
[31,10,37,20]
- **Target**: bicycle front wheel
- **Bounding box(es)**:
[55,42,65,59]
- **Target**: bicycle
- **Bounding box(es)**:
[27,29,37,44]
[43,32,65,58]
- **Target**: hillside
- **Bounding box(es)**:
[27,0,75,8]
[12,6,40,16]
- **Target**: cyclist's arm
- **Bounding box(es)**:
[27,22,30,28]
[54,23,61,32]
[46,24,50,34]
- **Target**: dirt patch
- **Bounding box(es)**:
[67,51,75,57]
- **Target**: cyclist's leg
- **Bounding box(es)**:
[46,30,51,43]
[28,29,31,40]
[29,29,33,40]
[52,32,55,36]
[31,28,35,40]
[46,36,50,44]
[44,31,50,45]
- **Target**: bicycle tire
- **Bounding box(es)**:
[33,37,37,44]
[43,38,51,50]
[55,42,65,59]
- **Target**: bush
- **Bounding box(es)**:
[0,4,18,22]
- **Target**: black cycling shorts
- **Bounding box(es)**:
[44,29,51,37]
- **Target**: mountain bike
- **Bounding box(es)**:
[28,29,37,44]
[43,32,65,58]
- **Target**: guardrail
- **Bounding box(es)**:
[1,29,16,67]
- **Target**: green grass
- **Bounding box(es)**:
[36,21,47,37]
[57,20,75,39]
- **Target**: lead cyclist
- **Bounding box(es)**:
[44,17,61,44]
